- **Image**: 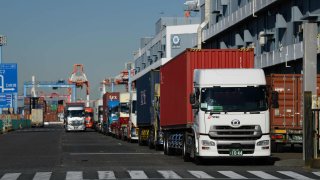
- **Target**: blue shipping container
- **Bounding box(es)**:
[136,70,160,126]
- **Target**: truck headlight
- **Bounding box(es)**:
[257,140,269,146]
[201,140,215,146]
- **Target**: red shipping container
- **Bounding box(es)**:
[266,74,320,131]
[160,48,254,128]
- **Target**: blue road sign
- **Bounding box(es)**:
[0,63,18,93]
[0,93,12,108]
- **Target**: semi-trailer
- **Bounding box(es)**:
[266,74,320,152]
[103,92,120,135]
[159,48,270,162]
[136,70,163,149]
[64,102,86,132]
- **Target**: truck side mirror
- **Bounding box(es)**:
[271,91,279,108]
[190,93,199,109]
[189,93,196,104]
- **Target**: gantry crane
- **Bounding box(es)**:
[101,64,135,94]
[68,64,90,107]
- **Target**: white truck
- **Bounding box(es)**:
[188,69,270,160]
[128,91,138,142]
[119,92,130,140]
[162,69,270,162]
[64,102,86,132]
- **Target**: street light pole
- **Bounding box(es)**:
[126,62,132,93]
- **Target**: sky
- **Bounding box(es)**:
[0,0,194,101]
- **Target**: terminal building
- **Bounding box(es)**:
[132,17,200,80]
[198,0,320,74]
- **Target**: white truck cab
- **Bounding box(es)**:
[191,69,270,158]
[65,105,86,132]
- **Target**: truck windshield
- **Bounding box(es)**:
[120,103,129,113]
[68,110,84,117]
[200,86,268,112]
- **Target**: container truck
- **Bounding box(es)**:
[127,91,138,142]
[118,92,130,140]
[64,102,85,132]
[103,92,120,135]
[160,49,270,162]
[266,74,320,152]
[93,99,103,131]
[84,107,94,129]
[136,70,163,149]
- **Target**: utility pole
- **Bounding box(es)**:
[303,22,317,166]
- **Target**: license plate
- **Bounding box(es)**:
[229,149,243,156]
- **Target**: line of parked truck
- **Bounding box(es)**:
[89,48,314,163]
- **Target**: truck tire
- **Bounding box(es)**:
[191,137,201,165]
[182,136,191,162]
[164,133,170,155]
[165,134,174,155]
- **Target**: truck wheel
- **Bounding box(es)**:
[182,136,191,162]
[164,135,168,155]
[191,137,201,165]
[138,134,144,146]
[166,135,174,155]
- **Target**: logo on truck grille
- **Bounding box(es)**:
[231,119,241,127]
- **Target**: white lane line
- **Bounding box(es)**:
[128,170,149,179]
[278,171,314,180]
[313,172,320,177]
[248,171,279,179]
[188,171,214,179]
[158,170,182,179]
[66,171,83,180]
[0,173,21,180]
[98,171,116,179]
[32,172,52,180]
[218,171,247,179]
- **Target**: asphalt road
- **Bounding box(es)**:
[0,125,318,180]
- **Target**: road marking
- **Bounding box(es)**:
[32,172,52,180]
[98,171,116,179]
[128,170,149,179]
[188,171,214,179]
[157,170,182,179]
[66,171,83,180]
[218,171,247,179]
[313,172,320,177]
[248,171,279,179]
[278,171,314,180]
[70,152,161,155]
[0,173,21,180]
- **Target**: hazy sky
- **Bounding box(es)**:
[0,0,193,100]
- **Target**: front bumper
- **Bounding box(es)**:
[66,125,86,131]
[198,134,271,157]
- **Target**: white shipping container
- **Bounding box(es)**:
[31,109,44,127]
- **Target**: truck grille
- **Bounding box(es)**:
[209,125,262,140]
[70,120,83,126]
[217,144,255,154]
